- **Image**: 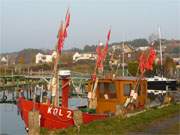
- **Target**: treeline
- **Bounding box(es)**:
[69,38,151,53]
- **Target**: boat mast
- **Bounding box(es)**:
[158,27,163,78]
[122,41,125,77]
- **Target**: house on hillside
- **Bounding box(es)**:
[0,56,7,65]
[173,57,180,65]
[73,52,97,62]
[111,44,134,61]
[35,51,57,64]
[112,44,134,53]
[135,46,149,51]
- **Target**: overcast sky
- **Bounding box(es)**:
[0,0,180,53]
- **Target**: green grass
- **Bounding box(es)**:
[40,104,180,135]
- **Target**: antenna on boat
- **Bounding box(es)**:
[122,36,125,77]
[158,27,163,78]
[122,41,125,76]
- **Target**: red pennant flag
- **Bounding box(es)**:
[57,9,70,54]
[65,9,70,28]
[96,29,111,70]
[57,23,64,53]
[139,53,146,73]
[145,47,156,70]
[107,29,111,41]
[139,47,156,73]
[104,29,111,59]
[96,43,103,68]
[64,10,70,38]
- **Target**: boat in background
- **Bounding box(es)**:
[147,76,177,94]
[147,28,177,95]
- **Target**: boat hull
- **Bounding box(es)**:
[147,80,177,91]
[17,97,107,129]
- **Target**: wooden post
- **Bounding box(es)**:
[115,104,123,116]
[73,110,83,133]
[73,110,83,125]
[28,111,40,135]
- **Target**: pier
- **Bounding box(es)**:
[0,75,51,90]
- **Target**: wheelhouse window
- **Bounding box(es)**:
[98,82,117,99]
[124,83,132,96]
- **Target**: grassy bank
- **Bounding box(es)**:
[41,104,180,135]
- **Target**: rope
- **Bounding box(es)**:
[71,79,84,95]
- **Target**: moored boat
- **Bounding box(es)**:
[147,76,177,93]
[17,9,149,131]
[17,72,148,130]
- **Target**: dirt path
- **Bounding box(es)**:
[128,113,180,135]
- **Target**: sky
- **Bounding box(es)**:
[0,0,180,53]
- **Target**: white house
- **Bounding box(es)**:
[1,57,7,63]
[35,51,57,64]
[112,44,134,53]
[0,56,8,65]
[173,57,180,65]
[136,46,149,51]
[73,52,97,62]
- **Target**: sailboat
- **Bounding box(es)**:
[147,28,177,94]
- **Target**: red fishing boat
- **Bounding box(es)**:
[17,9,108,131]
[17,8,155,131]
[17,70,107,130]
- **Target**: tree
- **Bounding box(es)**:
[172,47,180,54]
[130,39,148,47]
[104,53,111,73]
[164,57,176,78]
[30,56,36,64]
[18,56,25,64]
[83,45,96,52]
[128,61,138,76]
[59,53,73,64]
[70,47,82,52]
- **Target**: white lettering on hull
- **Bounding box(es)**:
[53,108,58,115]
[59,109,63,116]
[47,107,72,119]
[47,107,53,114]
[67,111,72,119]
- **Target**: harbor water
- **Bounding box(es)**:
[0,89,88,135]
[0,104,26,135]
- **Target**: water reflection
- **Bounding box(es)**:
[0,104,26,135]
[0,89,87,135]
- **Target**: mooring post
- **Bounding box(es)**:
[73,110,83,134]
[28,110,40,135]
[28,85,40,135]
